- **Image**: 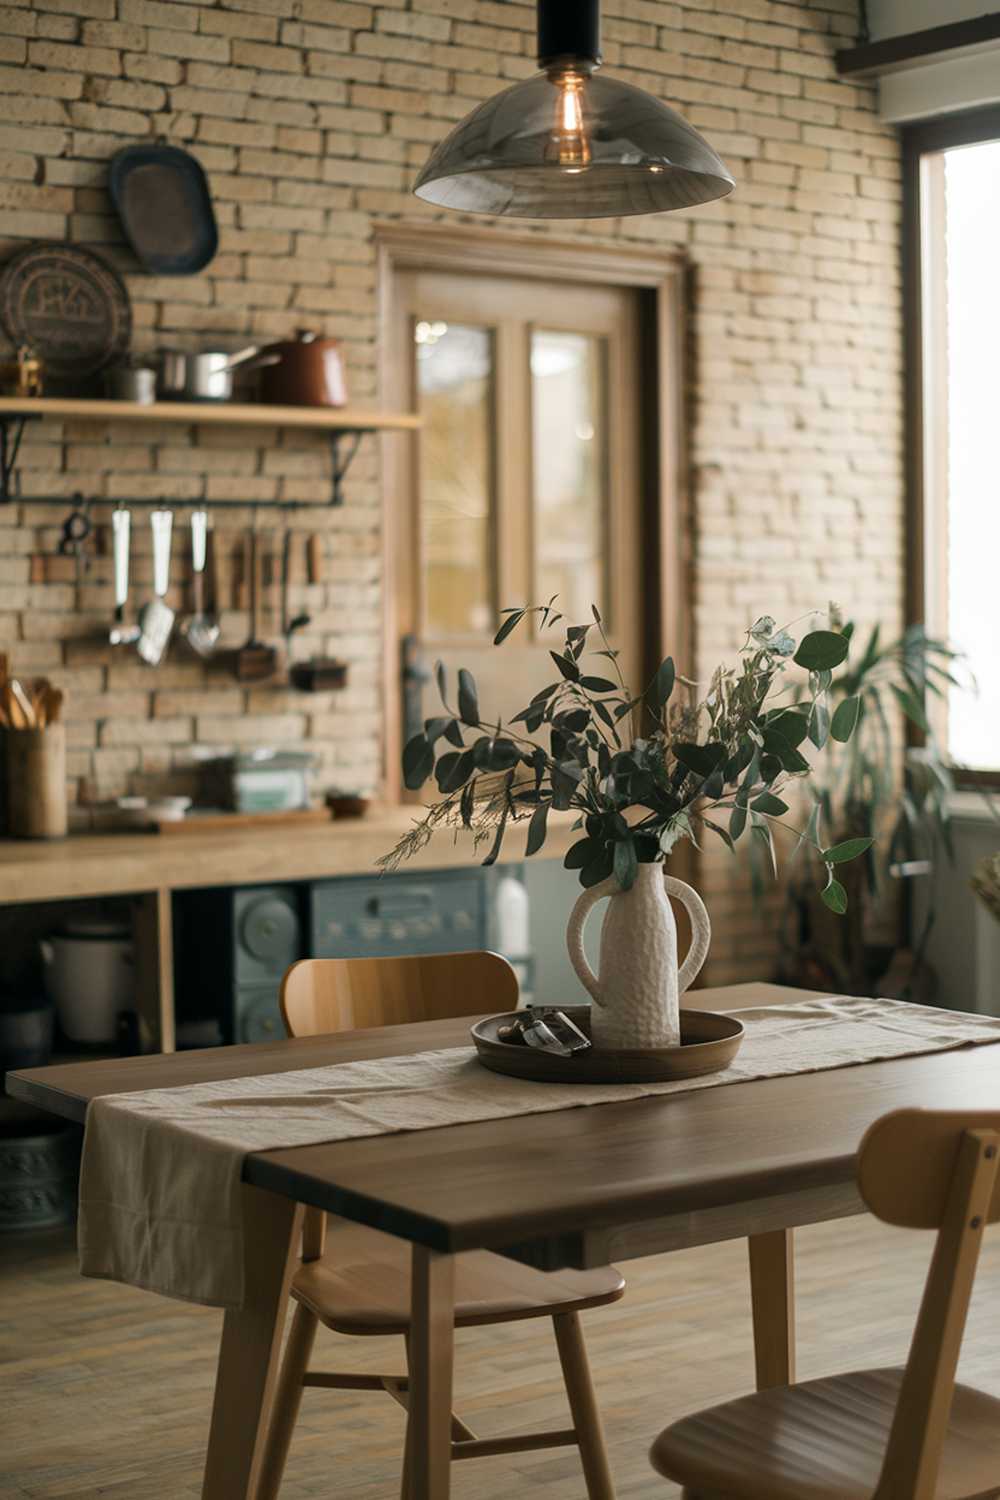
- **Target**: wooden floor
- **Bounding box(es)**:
[3,1215,1000,1499]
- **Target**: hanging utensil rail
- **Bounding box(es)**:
[0,399,421,507]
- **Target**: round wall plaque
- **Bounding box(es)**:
[0,242,132,381]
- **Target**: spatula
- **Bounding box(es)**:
[109,506,140,647]
[235,528,277,682]
[181,509,219,659]
[137,509,175,666]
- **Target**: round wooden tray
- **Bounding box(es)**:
[471,1006,744,1085]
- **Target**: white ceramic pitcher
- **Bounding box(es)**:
[566,861,711,1050]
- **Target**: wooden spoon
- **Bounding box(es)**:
[6,679,33,729]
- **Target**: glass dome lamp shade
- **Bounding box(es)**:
[413,0,735,220]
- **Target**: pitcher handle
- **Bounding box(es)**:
[664,875,712,994]
[566,876,617,1007]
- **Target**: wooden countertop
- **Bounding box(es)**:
[0,806,575,905]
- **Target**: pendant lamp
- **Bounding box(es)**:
[413,0,735,219]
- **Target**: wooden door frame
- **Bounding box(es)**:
[375,222,691,803]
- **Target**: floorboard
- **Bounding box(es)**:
[2,1216,1000,1498]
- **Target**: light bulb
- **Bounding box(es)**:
[545,68,591,171]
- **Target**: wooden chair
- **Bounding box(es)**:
[650,1106,1000,1500]
[256,952,625,1500]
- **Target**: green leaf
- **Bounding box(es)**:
[750,814,778,879]
[579,675,617,693]
[821,836,875,865]
[443,719,465,748]
[701,819,735,852]
[766,710,810,749]
[794,630,850,672]
[549,650,580,683]
[525,801,549,857]
[482,773,514,867]
[613,837,639,891]
[459,778,476,829]
[890,682,930,733]
[673,742,726,777]
[457,668,480,726]
[830,695,862,743]
[435,659,447,707]
[808,699,830,750]
[493,609,526,646]
[821,877,849,915]
[436,748,476,794]
[564,836,597,870]
[650,656,676,710]
[580,847,614,888]
[752,792,789,816]
[402,733,434,790]
[730,805,747,842]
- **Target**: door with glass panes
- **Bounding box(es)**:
[392,266,643,766]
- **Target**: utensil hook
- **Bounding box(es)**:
[0,414,34,504]
[329,430,362,507]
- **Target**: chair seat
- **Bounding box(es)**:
[292,1220,625,1336]
[651,1368,1000,1500]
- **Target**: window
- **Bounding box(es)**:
[908,109,1000,776]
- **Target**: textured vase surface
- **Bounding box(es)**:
[566,861,711,1050]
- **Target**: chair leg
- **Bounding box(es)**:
[552,1311,616,1500]
[255,1303,319,1500]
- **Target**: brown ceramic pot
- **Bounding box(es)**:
[259,329,349,408]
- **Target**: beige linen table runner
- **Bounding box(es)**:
[79,996,1000,1309]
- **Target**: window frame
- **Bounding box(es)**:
[903,104,1000,787]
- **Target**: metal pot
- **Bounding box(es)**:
[158,346,276,403]
[258,329,349,408]
[40,917,134,1045]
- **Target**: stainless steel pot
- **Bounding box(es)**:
[158,346,276,402]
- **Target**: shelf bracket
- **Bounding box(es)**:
[329,429,364,507]
[0,414,35,504]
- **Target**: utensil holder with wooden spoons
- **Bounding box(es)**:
[5,724,67,839]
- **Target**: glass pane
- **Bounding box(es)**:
[415,319,494,637]
[531,330,608,622]
[942,142,1000,768]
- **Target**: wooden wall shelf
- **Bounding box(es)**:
[0,398,421,507]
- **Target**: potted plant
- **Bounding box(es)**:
[778,620,968,998]
[382,605,870,1050]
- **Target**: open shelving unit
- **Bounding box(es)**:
[0,397,421,508]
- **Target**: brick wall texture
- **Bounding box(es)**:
[0,0,903,982]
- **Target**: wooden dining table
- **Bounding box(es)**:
[10,979,1000,1500]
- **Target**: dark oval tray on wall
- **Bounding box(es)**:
[471,1006,745,1085]
[109,144,218,276]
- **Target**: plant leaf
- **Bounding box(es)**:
[830,695,861,743]
[821,836,875,865]
[794,631,850,672]
[821,877,849,915]
[613,836,639,891]
[493,609,526,646]
[402,733,434,790]
[549,650,580,683]
[435,659,447,707]
[650,656,676,710]
[730,805,747,842]
[457,668,480,727]
[752,791,789,816]
[525,801,549,857]
[579,675,617,693]
[890,682,930,732]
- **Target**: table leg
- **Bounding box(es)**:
[201,1186,303,1500]
[408,1245,455,1500]
[747,1228,795,1389]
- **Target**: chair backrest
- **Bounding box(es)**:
[280,951,519,1039]
[859,1108,1000,1500]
